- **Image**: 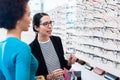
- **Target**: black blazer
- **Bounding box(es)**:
[29,35,71,78]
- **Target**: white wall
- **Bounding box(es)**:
[43,0,66,12]
[0,27,35,44]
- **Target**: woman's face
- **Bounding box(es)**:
[37,16,53,37]
[17,4,32,31]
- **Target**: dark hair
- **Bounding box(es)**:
[32,13,49,32]
[0,0,29,30]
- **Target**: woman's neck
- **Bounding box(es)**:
[7,29,21,39]
[38,34,50,42]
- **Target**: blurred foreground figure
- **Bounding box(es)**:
[0,0,38,80]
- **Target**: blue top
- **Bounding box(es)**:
[0,37,38,80]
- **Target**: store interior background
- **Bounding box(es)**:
[0,0,120,80]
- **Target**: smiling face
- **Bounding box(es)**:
[35,15,53,37]
[16,4,32,31]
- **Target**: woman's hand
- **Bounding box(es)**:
[68,54,77,66]
[47,69,63,80]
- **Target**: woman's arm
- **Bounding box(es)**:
[15,45,31,80]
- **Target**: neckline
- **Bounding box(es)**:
[38,38,50,44]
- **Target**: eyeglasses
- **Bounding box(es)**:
[40,21,54,27]
[75,49,120,68]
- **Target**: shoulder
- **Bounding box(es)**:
[6,37,30,51]
[50,35,61,41]
[29,38,38,50]
[50,36,63,46]
[0,37,31,58]
[29,35,38,46]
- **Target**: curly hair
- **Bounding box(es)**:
[0,0,29,30]
[32,13,49,32]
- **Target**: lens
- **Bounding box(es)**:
[41,21,54,27]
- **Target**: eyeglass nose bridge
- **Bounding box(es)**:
[46,22,53,27]
[45,21,54,28]
[40,21,54,27]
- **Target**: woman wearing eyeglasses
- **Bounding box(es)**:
[29,13,77,80]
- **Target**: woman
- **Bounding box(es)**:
[0,0,38,80]
[30,13,77,80]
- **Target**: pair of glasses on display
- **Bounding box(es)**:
[40,21,54,27]
[77,2,119,21]
[76,26,120,36]
[67,47,76,54]
[78,43,120,59]
[76,49,120,68]
[83,0,119,4]
[81,35,120,46]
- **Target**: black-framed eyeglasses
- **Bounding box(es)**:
[40,21,54,27]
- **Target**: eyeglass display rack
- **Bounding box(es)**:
[47,5,67,52]
[46,0,120,79]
